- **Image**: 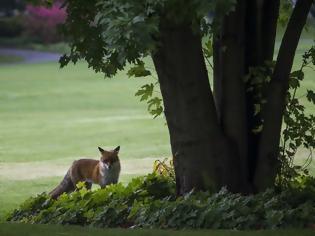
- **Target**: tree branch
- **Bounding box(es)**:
[254,0,313,192]
[261,0,280,62]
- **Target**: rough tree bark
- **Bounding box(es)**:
[152,21,242,194]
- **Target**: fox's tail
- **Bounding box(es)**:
[49,170,75,199]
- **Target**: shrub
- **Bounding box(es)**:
[7,174,175,226]
[6,173,315,230]
[0,17,24,37]
[23,2,66,44]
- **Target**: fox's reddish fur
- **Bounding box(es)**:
[50,146,121,199]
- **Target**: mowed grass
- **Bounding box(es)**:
[1,223,315,236]
[0,61,169,163]
[0,54,23,64]
[0,37,315,220]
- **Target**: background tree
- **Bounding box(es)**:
[60,0,315,194]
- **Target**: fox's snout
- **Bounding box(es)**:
[101,161,111,169]
[100,158,113,169]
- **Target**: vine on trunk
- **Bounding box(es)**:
[246,45,315,187]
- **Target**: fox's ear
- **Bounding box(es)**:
[114,146,120,153]
[98,147,105,153]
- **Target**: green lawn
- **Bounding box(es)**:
[1,223,315,236]
[0,38,315,220]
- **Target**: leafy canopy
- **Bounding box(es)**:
[59,0,236,76]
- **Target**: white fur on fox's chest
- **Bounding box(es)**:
[98,161,121,187]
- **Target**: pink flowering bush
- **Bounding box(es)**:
[24,1,66,43]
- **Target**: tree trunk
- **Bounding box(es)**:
[254,0,313,191]
[260,0,280,62]
[152,21,241,195]
[212,0,281,191]
[213,0,250,192]
[243,0,280,185]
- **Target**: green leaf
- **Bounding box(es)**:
[254,104,261,116]
[127,62,151,78]
[288,78,300,89]
[252,124,263,134]
[290,70,304,80]
[203,39,213,58]
[132,16,145,24]
[306,90,315,104]
[135,83,154,101]
[148,97,163,118]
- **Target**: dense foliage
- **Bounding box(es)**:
[279,46,315,186]
[7,172,315,229]
[59,0,235,74]
[0,17,24,37]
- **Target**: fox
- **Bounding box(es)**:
[49,146,121,199]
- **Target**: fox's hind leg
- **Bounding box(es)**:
[69,166,92,190]
[69,162,82,187]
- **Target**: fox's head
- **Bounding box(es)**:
[98,146,120,169]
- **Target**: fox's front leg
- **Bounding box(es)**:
[84,182,92,190]
[100,183,106,189]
